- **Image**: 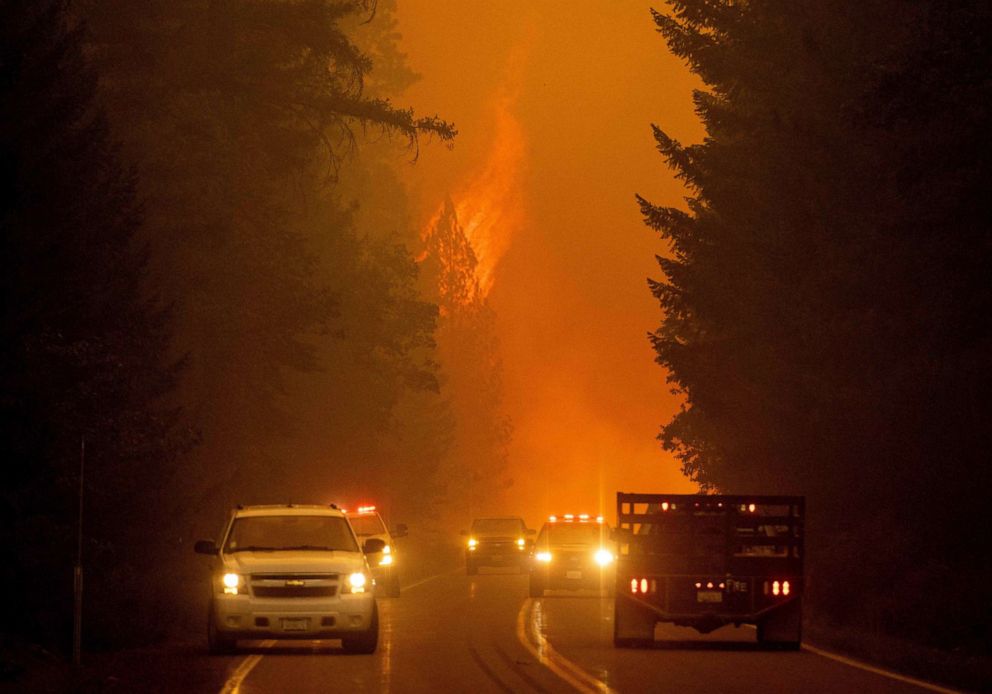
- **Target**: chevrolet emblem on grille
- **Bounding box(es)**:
[285,579,306,587]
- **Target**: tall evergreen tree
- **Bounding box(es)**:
[420,198,512,517]
[76,0,456,510]
[642,0,990,649]
[0,0,184,646]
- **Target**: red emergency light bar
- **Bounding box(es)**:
[548,514,604,523]
[356,505,376,514]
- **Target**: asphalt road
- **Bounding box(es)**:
[189,567,955,694]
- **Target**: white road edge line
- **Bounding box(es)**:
[741,625,960,693]
[515,598,617,694]
[402,566,462,591]
[802,642,962,694]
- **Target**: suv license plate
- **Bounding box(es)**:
[282,618,309,631]
[566,570,583,579]
[697,591,723,603]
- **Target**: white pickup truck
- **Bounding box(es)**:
[195,504,381,654]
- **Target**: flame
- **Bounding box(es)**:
[419,57,527,300]
[452,94,526,297]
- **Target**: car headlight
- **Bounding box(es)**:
[347,572,368,593]
[594,548,614,566]
[535,551,552,563]
[467,538,478,550]
[516,538,525,549]
[379,554,393,566]
[221,572,243,595]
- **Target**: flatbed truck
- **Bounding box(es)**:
[612,493,804,649]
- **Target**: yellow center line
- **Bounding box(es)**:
[215,568,456,694]
[218,639,276,694]
[515,597,616,694]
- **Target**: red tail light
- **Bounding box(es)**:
[629,577,657,595]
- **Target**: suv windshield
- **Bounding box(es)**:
[472,518,524,535]
[347,514,387,537]
[223,515,358,552]
[538,523,607,546]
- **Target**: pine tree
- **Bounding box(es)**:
[420,198,512,517]
[643,0,991,649]
[0,0,185,646]
[76,0,456,507]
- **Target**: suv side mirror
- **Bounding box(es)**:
[391,523,408,538]
[194,539,218,556]
[363,538,386,554]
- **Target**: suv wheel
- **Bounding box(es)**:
[342,603,379,654]
[207,604,237,655]
[466,560,478,576]
[387,572,401,598]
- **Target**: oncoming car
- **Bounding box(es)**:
[463,517,534,574]
[345,505,406,597]
[194,504,381,654]
[529,514,615,597]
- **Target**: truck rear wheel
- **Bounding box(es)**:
[613,596,655,647]
[757,598,802,650]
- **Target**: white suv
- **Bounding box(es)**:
[195,504,380,654]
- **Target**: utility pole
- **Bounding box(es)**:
[73,437,84,667]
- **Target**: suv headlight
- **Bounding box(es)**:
[594,549,614,566]
[220,572,244,595]
[535,551,552,563]
[345,571,369,593]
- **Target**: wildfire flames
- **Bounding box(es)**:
[421,86,526,300]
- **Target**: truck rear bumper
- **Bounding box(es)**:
[618,592,799,624]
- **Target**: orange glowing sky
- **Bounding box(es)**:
[396,1,705,520]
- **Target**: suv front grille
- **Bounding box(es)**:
[250,573,339,599]
[253,585,337,598]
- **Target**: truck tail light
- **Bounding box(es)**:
[764,579,793,597]
[629,577,656,594]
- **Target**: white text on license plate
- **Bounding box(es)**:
[566,570,583,579]
[282,617,309,631]
[697,591,723,603]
